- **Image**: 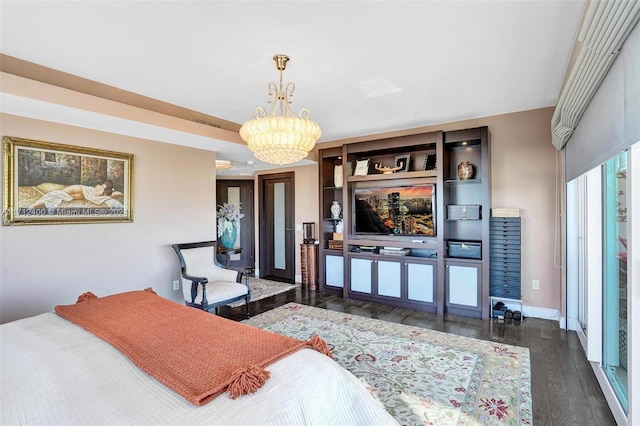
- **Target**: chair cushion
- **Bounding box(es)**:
[184,281,248,305]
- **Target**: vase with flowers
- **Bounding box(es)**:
[217,202,244,249]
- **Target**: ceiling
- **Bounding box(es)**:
[0,1,585,175]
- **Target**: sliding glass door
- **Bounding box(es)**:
[566,147,634,419]
[602,152,628,413]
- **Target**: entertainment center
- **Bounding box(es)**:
[318,126,491,319]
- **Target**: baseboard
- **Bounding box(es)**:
[522,304,561,324]
[560,316,580,331]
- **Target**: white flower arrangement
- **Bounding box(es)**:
[217,202,244,237]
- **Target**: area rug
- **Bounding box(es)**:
[245,303,532,426]
[228,277,298,307]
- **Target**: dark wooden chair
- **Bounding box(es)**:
[171,241,250,318]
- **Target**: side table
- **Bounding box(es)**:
[217,246,242,267]
[300,243,318,291]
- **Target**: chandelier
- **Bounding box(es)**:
[215,159,234,170]
[239,54,321,165]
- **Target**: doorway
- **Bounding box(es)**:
[258,172,295,283]
[216,180,254,269]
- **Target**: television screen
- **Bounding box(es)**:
[354,184,435,236]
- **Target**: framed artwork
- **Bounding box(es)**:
[394,154,411,172]
[2,136,134,225]
[354,158,370,176]
[423,151,437,171]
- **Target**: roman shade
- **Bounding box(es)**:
[564,18,639,181]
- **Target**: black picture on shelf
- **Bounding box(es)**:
[423,151,436,171]
[354,184,435,236]
[394,154,411,172]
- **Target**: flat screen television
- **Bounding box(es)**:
[354,184,435,236]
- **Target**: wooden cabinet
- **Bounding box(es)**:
[318,126,491,318]
[349,255,402,298]
[442,127,490,318]
[318,147,345,294]
[445,259,482,317]
[348,254,437,312]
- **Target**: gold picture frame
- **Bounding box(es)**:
[2,136,134,225]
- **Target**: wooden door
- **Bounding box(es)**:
[259,172,295,283]
[216,180,254,268]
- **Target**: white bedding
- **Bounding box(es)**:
[1,313,397,426]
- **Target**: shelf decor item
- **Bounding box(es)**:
[394,154,411,172]
[354,159,370,176]
[334,164,343,188]
[457,161,474,180]
[423,151,436,171]
[374,163,403,174]
[330,200,342,219]
[217,202,244,249]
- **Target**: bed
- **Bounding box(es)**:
[1,290,396,425]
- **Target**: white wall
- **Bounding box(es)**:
[0,114,217,323]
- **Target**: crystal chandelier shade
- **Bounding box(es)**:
[239,55,321,165]
[215,159,234,170]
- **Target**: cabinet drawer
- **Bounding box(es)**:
[491,217,521,224]
[490,287,521,299]
[490,234,521,242]
[491,277,520,284]
[490,247,521,255]
[490,271,521,279]
[490,263,521,272]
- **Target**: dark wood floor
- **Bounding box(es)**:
[219,287,616,426]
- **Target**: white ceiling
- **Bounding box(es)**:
[0,1,585,174]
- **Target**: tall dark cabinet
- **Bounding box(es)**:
[442,127,491,318]
[318,126,491,319]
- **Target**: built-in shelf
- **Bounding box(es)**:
[318,126,490,319]
[321,248,343,254]
[346,238,438,250]
[348,170,437,183]
[444,179,483,184]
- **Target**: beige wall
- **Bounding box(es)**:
[318,107,562,314]
[0,103,560,321]
[0,114,218,323]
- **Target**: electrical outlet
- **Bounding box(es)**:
[172,280,180,291]
[532,280,540,290]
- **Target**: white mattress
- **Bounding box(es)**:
[1,313,397,425]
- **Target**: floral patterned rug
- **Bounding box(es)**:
[228,277,299,307]
[245,303,532,426]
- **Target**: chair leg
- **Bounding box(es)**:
[245,299,250,319]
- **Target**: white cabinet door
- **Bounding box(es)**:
[325,254,344,288]
[447,264,479,307]
[350,257,372,294]
[377,260,401,298]
[407,262,435,303]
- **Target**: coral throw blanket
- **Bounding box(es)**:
[55,289,331,406]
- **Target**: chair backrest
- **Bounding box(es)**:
[172,241,216,301]
[172,241,242,297]
[178,246,216,280]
